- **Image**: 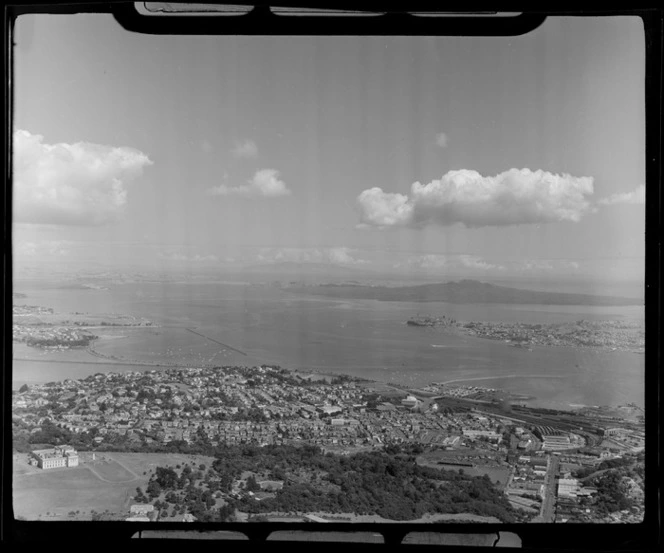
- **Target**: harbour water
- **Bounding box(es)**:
[12,280,645,410]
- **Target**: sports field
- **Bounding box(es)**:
[13,465,136,519]
[87,457,138,483]
[461,466,512,489]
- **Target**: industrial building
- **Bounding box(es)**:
[541,434,573,451]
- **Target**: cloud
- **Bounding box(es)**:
[406,254,449,269]
[598,184,645,206]
[192,254,218,262]
[207,169,291,198]
[158,252,188,262]
[231,139,258,159]
[458,254,505,271]
[560,260,581,271]
[158,252,218,263]
[258,248,321,264]
[15,241,38,257]
[398,254,504,272]
[14,239,73,257]
[357,168,595,228]
[435,132,449,148]
[13,130,153,225]
[357,188,413,226]
[327,247,369,265]
[256,247,367,266]
[519,259,580,272]
[398,254,583,274]
[250,169,291,197]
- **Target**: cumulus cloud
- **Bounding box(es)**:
[435,132,449,148]
[207,169,291,198]
[327,247,369,265]
[357,188,413,227]
[231,139,258,159]
[13,130,153,226]
[357,168,595,228]
[256,247,367,266]
[598,184,645,206]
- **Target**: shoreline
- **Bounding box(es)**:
[12,354,644,413]
[437,374,568,386]
[406,317,644,353]
[12,299,645,411]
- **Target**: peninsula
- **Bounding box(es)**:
[288,279,642,306]
[407,316,644,352]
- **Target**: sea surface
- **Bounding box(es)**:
[12,280,645,410]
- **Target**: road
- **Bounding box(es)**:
[532,454,559,523]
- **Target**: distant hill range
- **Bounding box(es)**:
[288,279,642,306]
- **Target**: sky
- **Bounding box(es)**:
[12,14,646,288]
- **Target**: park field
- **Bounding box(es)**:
[12,451,216,521]
[13,451,504,523]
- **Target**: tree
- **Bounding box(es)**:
[218,504,235,522]
[147,480,162,498]
[246,474,261,492]
[410,443,424,455]
[384,443,402,455]
[154,466,178,489]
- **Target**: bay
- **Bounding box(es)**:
[12,280,645,410]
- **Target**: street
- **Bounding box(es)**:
[532,454,559,523]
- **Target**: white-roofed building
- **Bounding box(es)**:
[31,445,79,469]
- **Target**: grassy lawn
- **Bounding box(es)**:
[13,465,138,519]
[462,465,512,489]
[13,451,506,523]
[100,452,216,477]
[87,459,138,483]
[13,452,215,520]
